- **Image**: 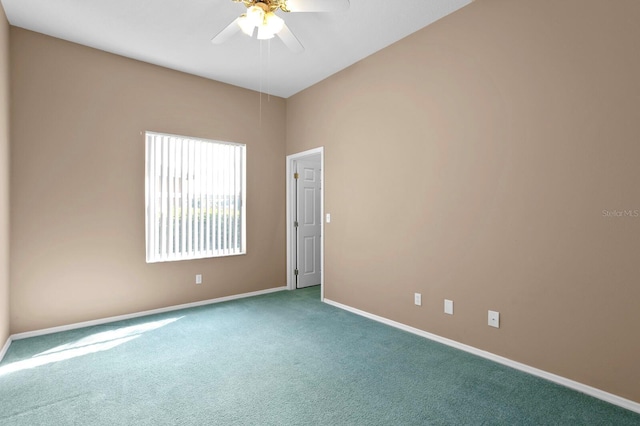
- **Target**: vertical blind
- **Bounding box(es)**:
[145,132,246,263]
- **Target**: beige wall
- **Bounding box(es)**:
[5,0,640,405]
[0,5,9,347]
[10,28,286,333]
[287,0,640,403]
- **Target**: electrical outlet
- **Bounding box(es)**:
[488,310,500,328]
[444,299,454,315]
[414,293,422,306]
[195,274,202,285]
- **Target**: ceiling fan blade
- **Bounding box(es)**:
[276,23,304,53]
[211,18,241,44]
[284,0,350,13]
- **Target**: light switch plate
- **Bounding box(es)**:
[326,213,331,223]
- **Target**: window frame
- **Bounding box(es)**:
[144,131,246,263]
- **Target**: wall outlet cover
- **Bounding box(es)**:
[488,310,500,328]
[444,299,454,315]
[414,293,422,306]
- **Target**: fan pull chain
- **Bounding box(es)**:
[259,39,263,128]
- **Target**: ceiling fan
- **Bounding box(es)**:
[211,0,350,53]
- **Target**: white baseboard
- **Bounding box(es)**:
[11,286,287,341]
[323,298,640,415]
[0,336,11,363]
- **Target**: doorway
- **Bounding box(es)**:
[286,148,324,299]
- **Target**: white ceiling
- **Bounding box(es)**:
[1,0,472,98]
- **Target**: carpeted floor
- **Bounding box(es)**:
[0,287,638,425]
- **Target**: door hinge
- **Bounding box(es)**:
[294,269,299,276]
[294,221,299,228]
[294,172,299,179]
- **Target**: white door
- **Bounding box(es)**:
[295,158,322,288]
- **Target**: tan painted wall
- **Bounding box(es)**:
[287,0,640,403]
[0,5,10,347]
[10,28,286,333]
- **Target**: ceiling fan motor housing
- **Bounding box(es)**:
[234,0,291,13]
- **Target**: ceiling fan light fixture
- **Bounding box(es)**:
[237,14,256,36]
[256,13,284,40]
[237,6,285,40]
[264,12,284,34]
[257,25,275,40]
[245,5,266,27]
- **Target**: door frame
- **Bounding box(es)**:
[286,147,324,300]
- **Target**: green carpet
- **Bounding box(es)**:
[0,287,638,425]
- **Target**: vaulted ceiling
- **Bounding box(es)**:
[1,0,472,97]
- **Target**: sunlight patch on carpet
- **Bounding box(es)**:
[0,317,182,376]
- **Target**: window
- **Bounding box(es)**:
[145,132,246,263]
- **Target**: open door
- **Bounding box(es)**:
[294,157,322,288]
[286,148,324,296]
